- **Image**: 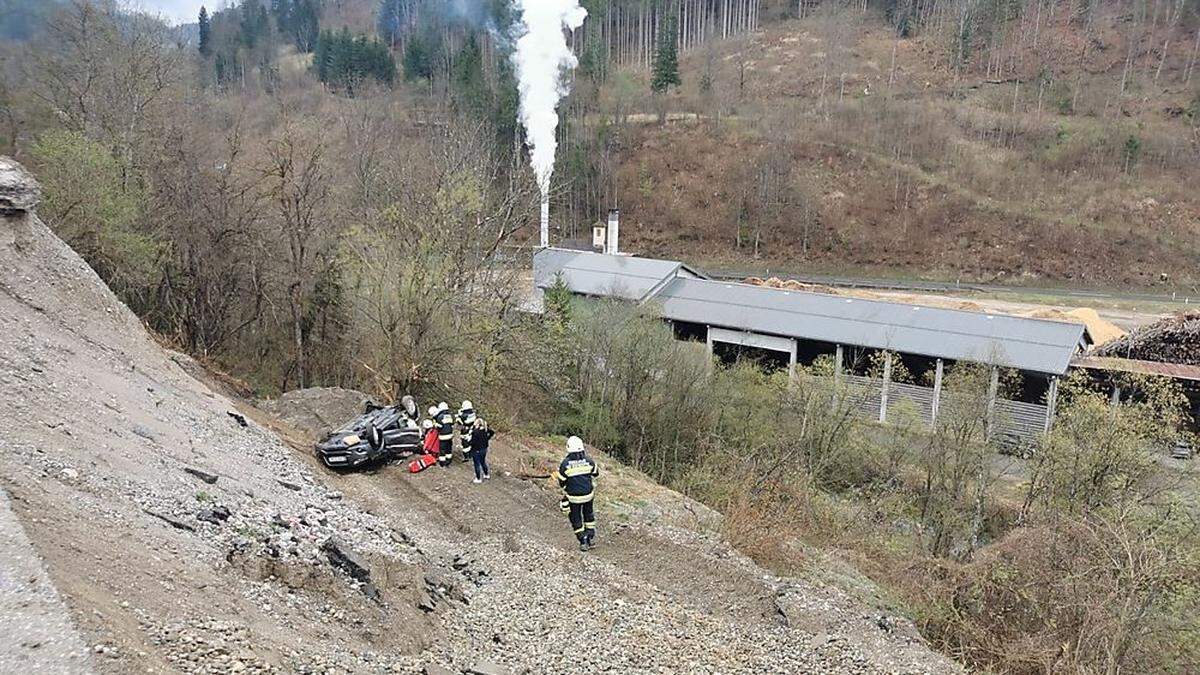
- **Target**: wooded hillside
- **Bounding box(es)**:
[0,0,1194,396]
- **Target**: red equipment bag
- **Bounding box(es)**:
[408,453,438,473]
[422,429,439,454]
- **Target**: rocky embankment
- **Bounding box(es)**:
[0,157,958,674]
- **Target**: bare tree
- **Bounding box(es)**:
[261,122,335,389]
[30,0,180,179]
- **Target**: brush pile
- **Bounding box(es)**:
[1092,312,1200,365]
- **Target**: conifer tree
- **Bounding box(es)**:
[198,6,211,57]
[452,34,490,119]
[651,14,681,95]
[403,34,434,86]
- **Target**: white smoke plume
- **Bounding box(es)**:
[509,0,587,197]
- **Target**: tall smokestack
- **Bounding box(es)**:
[510,0,587,248]
[606,208,619,255]
[540,196,550,248]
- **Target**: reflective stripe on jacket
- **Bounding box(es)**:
[436,411,454,440]
[556,452,599,502]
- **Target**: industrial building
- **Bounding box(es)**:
[534,247,1089,442]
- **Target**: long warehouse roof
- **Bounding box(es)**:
[650,277,1085,375]
[533,248,706,301]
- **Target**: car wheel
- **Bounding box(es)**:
[367,425,383,451]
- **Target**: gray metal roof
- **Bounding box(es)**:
[649,278,1085,374]
[533,248,704,301]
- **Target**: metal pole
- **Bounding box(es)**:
[879,352,892,423]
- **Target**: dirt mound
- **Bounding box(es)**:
[1093,312,1200,364]
[257,387,376,438]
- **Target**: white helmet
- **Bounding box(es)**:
[428,406,439,417]
[567,436,585,454]
[422,419,434,430]
[438,401,449,411]
[461,400,473,411]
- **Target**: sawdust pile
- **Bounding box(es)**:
[745,276,841,295]
[1025,307,1125,346]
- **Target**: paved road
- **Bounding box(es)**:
[0,488,92,675]
[707,268,1198,306]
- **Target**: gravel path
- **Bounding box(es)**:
[0,487,92,674]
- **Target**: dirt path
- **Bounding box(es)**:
[0,487,92,674]
[327,447,779,624]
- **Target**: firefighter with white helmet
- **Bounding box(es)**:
[457,400,477,463]
[556,436,599,551]
[434,402,455,466]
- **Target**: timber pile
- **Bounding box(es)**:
[1092,312,1200,365]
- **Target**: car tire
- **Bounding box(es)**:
[367,425,383,451]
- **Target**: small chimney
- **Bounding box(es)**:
[539,196,550,248]
[606,208,620,255]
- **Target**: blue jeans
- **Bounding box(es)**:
[471,447,489,479]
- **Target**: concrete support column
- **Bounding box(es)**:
[834,345,844,384]
[1044,376,1059,433]
[930,358,944,427]
[787,339,798,381]
[986,366,1000,437]
[1110,384,1122,406]
[879,352,893,423]
[705,326,714,374]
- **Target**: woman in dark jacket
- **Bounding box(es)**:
[469,419,494,483]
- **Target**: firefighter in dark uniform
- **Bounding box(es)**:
[433,403,455,467]
[456,400,477,463]
[556,436,599,551]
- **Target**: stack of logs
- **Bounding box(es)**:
[1093,312,1200,365]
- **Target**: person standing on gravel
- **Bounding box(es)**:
[469,418,494,484]
[456,400,477,464]
[556,436,599,551]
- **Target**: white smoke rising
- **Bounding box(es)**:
[509,0,587,197]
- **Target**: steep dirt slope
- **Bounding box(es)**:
[0,161,440,673]
[0,157,957,673]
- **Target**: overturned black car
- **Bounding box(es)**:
[315,395,422,469]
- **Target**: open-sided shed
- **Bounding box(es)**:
[531,249,1087,441]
